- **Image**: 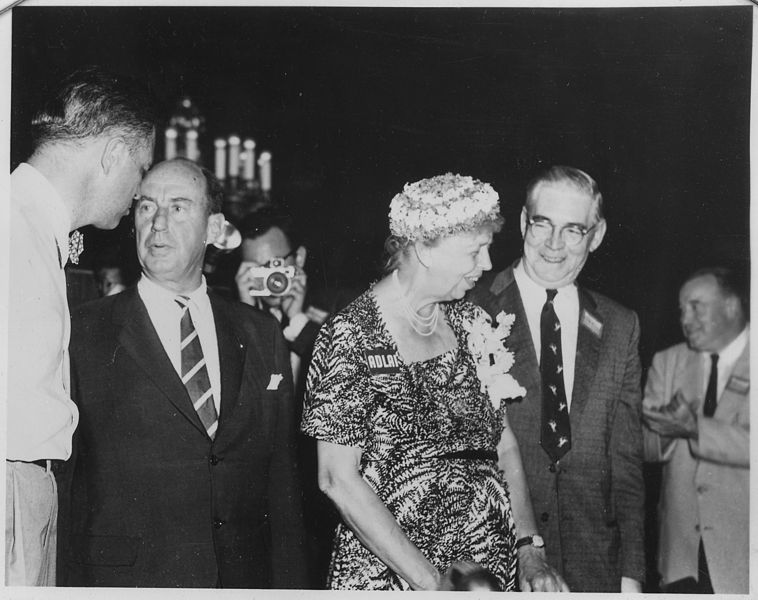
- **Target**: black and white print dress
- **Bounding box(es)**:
[301,290,517,590]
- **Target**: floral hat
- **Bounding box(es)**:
[388,173,501,242]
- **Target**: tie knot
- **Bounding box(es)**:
[545,289,558,303]
[175,295,190,310]
[710,353,719,366]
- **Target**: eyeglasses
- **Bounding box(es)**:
[526,216,596,247]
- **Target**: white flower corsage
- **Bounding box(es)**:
[464,309,526,411]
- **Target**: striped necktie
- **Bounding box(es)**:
[175,296,218,439]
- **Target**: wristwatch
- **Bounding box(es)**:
[515,534,545,549]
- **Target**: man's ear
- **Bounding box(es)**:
[724,295,740,320]
[205,213,226,246]
[519,207,528,239]
[588,218,607,252]
[295,245,307,268]
[101,136,127,175]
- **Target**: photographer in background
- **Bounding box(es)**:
[234,205,335,588]
[235,206,328,389]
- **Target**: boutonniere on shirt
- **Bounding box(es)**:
[267,373,284,390]
[463,309,526,411]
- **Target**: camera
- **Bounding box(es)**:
[247,258,296,297]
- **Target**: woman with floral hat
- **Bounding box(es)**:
[301,174,567,592]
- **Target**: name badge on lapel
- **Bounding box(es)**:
[580,309,603,338]
[726,375,749,395]
[365,346,401,375]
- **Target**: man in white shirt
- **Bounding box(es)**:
[59,159,307,588]
[469,165,645,592]
[643,267,749,594]
[7,67,155,586]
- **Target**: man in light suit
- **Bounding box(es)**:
[58,158,308,588]
[469,165,645,592]
[643,267,749,594]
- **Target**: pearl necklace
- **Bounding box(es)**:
[392,270,439,337]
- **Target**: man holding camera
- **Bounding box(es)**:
[234,207,328,393]
[58,159,307,587]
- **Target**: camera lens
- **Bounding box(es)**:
[266,272,290,295]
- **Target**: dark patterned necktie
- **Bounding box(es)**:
[175,296,218,439]
[703,353,719,417]
[540,289,571,462]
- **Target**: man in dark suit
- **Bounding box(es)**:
[58,158,308,588]
[468,165,645,592]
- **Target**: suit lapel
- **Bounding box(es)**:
[678,348,704,411]
[570,287,602,421]
[488,265,541,398]
[209,294,246,430]
[114,288,207,436]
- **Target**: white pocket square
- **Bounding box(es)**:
[267,374,284,391]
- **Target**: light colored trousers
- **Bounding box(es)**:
[5,461,57,586]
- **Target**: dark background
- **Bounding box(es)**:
[11,5,752,591]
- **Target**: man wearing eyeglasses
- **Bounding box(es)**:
[234,207,329,393]
[469,166,645,592]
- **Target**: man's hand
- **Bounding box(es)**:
[234,261,259,306]
[517,545,570,592]
[280,267,307,319]
[642,390,698,439]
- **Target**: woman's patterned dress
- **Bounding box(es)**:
[301,290,517,590]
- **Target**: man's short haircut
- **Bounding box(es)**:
[167,158,223,215]
[30,65,156,155]
[686,265,750,319]
[525,165,604,222]
[238,205,300,249]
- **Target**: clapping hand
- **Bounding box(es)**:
[643,390,698,439]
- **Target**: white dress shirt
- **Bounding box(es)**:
[514,260,580,409]
[701,325,749,401]
[8,163,79,461]
[138,275,222,414]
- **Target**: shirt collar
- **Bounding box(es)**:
[711,325,749,365]
[138,273,209,307]
[513,259,577,302]
[14,163,73,266]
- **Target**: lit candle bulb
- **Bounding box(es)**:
[228,135,241,178]
[214,138,227,181]
[185,129,199,162]
[164,127,178,160]
[243,138,256,181]
[258,151,272,192]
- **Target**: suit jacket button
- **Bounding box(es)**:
[548,464,557,473]
[213,518,224,529]
[210,454,220,466]
[541,512,550,522]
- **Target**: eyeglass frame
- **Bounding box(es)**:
[525,215,598,247]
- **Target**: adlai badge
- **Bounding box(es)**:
[580,309,603,338]
[364,345,401,375]
[726,375,749,395]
